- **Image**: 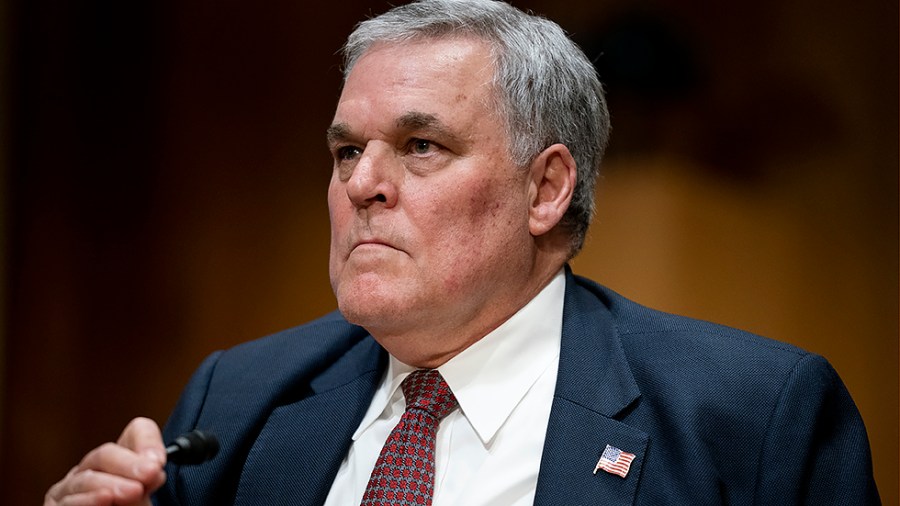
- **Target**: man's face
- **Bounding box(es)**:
[327,37,537,361]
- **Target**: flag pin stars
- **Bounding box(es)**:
[593,444,636,478]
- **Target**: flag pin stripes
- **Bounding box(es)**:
[593,444,636,478]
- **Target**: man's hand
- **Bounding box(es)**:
[44,417,167,506]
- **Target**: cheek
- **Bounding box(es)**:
[326,179,342,224]
[327,185,350,278]
[425,182,498,245]
[460,175,525,232]
[426,178,526,283]
[327,181,352,240]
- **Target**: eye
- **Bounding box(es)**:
[409,138,436,155]
[335,145,362,161]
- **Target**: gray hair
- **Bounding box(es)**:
[342,0,610,256]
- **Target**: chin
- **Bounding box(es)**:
[336,287,403,329]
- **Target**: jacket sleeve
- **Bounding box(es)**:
[753,353,880,505]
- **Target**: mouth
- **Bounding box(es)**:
[351,238,401,254]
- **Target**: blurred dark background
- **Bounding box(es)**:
[2,0,897,503]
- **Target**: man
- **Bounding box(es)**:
[45,1,879,505]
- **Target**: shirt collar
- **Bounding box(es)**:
[353,270,565,444]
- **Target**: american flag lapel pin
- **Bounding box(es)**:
[593,444,636,478]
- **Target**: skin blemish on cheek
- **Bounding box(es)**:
[475,201,503,219]
[467,194,492,219]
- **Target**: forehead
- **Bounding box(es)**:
[333,37,498,130]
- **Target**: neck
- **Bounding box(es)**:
[376,256,567,368]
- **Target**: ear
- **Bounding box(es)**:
[527,143,576,237]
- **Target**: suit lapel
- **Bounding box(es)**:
[536,403,648,505]
[535,269,648,506]
[234,337,385,506]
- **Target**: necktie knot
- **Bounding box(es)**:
[401,369,458,420]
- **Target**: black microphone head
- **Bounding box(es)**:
[166,429,219,465]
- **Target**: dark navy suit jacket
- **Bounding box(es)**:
[155,270,879,505]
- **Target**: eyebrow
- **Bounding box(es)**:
[396,111,441,131]
[326,111,462,147]
[325,123,351,146]
[395,112,461,144]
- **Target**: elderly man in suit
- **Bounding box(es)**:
[45,1,878,505]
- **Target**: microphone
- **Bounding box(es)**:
[165,429,219,465]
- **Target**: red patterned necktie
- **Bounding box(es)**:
[360,369,459,506]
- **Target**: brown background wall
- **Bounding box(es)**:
[2,0,897,504]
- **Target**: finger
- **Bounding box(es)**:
[45,419,167,506]
[50,489,114,506]
[117,418,168,493]
[45,467,146,506]
[78,442,156,476]
[55,491,152,506]
[117,417,166,464]
[73,442,166,496]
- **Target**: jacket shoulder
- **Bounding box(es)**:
[573,274,809,366]
[570,275,877,503]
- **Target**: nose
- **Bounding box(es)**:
[345,144,399,209]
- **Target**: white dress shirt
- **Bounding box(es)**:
[324,270,565,505]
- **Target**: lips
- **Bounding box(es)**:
[341,224,407,258]
[350,238,403,255]
[355,238,390,247]
[353,240,391,250]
